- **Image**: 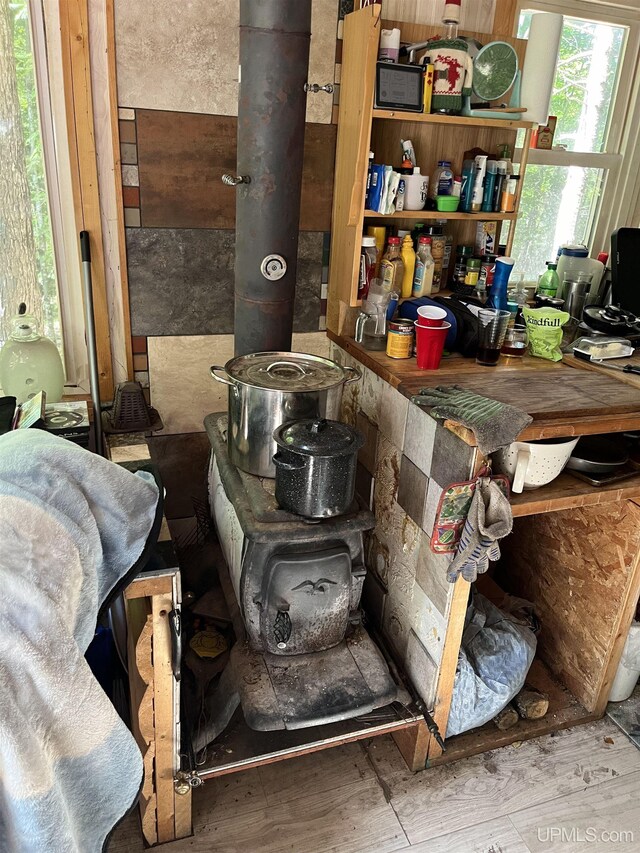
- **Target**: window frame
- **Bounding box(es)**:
[29,0,90,392]
[512,0,640,267]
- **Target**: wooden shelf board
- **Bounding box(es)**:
[364,210,517,221]
[509,470,640,517]
[372,108,537,130]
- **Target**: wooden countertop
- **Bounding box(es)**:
[328,331,640,442]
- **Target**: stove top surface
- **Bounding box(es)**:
[205,413,375,537]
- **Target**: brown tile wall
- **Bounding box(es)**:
[114,2,346,432]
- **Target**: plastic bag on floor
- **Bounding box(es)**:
[446,591,537,737]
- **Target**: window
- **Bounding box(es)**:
[1,0,88,389]
[510,2,639,282]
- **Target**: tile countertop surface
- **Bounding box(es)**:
[329,332,640,445]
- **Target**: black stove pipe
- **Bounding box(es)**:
[233,0,312,357]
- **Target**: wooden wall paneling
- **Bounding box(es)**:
[88,0,133,385]
[59,0,114,399]
[497,501,640,714]
[493,0,519,37]
[135,111,336,232]
[382,0,496,34]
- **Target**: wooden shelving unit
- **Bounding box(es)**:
[364,210,518,221]
[326,5,537,336]
[372,109,534,130]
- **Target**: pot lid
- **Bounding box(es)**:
[225,352,346,391]
[274,418,364,456]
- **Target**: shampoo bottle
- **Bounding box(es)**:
[493,160,508,212]
[471,155,487,212]
[481,161,497,212]
[460,159,475,212]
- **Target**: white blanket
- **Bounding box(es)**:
[0,430,161,853]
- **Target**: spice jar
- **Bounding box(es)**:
[479,253,497,289]
[454,245,474,284]
[464,258,481,286]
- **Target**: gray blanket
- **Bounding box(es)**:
[0,430,161,853]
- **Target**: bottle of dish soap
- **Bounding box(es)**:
[0,304,65,404]
[400,235,416,298]
[536,261,560,298]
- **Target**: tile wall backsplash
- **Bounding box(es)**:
[114,0,339,124]
[148,332,332,434]
[135,111,336,232]
[127,229,324,337]
[331,341,474,701]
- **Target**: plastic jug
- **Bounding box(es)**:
[556,245,605,303]
[0,306,65,403]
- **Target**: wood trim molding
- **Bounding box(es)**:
[59,0,115,399]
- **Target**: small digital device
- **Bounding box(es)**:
[375,62,424,112]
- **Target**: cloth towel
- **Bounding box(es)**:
[411,385,533,454]
[448,476,513,583]
[0,430,161,853]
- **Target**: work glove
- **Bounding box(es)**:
[411,385,532,454]
[447,477,513,583]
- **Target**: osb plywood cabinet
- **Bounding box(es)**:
[327,4,536,336]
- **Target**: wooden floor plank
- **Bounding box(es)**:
[191,767,268,828]
[509,770,640,853]
[146,778,408,853]
[379,720,638,845]
[109,722,640,853]
[257,742,374,807]
[409,816,529,853]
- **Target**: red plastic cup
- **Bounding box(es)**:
[417,305,448,327]
[415,317,445,328]
[414,321,451,370]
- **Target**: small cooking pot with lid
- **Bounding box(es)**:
[210,352,360,478]
[273,418,364,519]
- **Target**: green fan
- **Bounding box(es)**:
[462,40,522,120]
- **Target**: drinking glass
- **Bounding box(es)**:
[476,309,511,366]
[501,325,527,357]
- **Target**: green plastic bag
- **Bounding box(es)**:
[522,306,569,362]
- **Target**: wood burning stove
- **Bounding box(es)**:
[195,414,403,749]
